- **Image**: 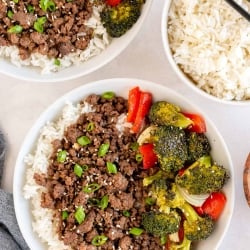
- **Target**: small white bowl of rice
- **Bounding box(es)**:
[0,1,152,82]
[162,0,250,104]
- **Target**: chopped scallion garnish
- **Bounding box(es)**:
[7,25,23,34]
[101,91,115,99]
[83,183,101,193]
[57,150,67,163]
[106,162,117,174]
[34,16,47,33]
[77,135,91,146]
[129,227,144,236]
[91,235,108,246]
[98,143,110,157]
[74,206,85,224]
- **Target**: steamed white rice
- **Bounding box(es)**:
[23,99,130,249]
[0,4,110,74]
[167,0,250,101]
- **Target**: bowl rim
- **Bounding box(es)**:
[0,1,153,83]
[161,0,250,105]
[13,78,235,250]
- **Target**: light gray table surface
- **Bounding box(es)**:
[0,1,250,249]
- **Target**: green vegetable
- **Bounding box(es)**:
[106,162,117,174]
[175,156,229,195]
[135,153,142,162]
[83,183,101,193]
[77,135,91,146]
[34,16,47,33]
[57,150,67,163]
[62,211,68,220]
[74,206,85,224]
[39,0,56,12]
[13,0,19,3]
[167,235,192,250]
[143,170,175,187]
[7,10,14,19]
[130,141,139,151]
[145,197,156,206]
[91,235,108,246]
[101,91,115,99]
[86,122,94,131]
[186,131,211,163]
[98,143,109,157]
[122,210,131,217]
[100,0,144,37]
[7,25,23,34]
[54,58,60,66]
[99,195,109,210]
[74,164,83,177]
[129,227,144,236]
[148,101,193,128]
[27,4,35,13]
[152,125,188,173]
[141,211,181,237]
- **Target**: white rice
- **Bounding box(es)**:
[0,4,110,74]
[167,0,250,101]
[23,99,130,249]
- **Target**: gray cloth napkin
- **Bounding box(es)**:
[0,131,29,250]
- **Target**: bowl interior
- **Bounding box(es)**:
[13,78,234,250]
[161,0,250,105]
[0,1,152,82]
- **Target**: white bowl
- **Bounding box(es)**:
[0,2,152,82]
[13,78,234,250]
[161,0,250,105]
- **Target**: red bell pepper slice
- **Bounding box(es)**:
[183,113,207,133]
[106,0,121,7]
[194,192,227,220]
[127,86,141,123]
[131,91,152,134]
[139,143,158,169]
[201,192,227,220]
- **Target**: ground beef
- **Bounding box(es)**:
[34,94,164,250]
[0,0,105,59]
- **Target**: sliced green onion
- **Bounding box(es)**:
[74,164,83,177]
[83,183,101,193]
[145,197,156,206]
[74,206,85,224]
[62,211,68,220]
[130,142,139,151]
[7,25,23,34]
[91,235,108,246]
[129,227,144,236]
[7,10,14,19]
[57,150,67,163]
[27,4,35,13]
[87,198,100,206]
[98,143,109,157]
[160,235,167,245]
[98,195,109,210]
[13,0,19,3]
[106,162,117,174]
[86,122,94,131]
[39,0,56,12]
[77,135,91,146]
[135,153,143,162]
[34,16,47,33]
[122,210,131,217]
[54,58,60,66]
[101,91,115,99]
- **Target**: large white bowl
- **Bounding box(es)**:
[0,2,152,82]
[13,78,234,250]
[161,0,250,105]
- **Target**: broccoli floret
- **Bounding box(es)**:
[148,101,193,128]
[167,235,192,250]
[100,0,144,37]
[153,125,188,173]
[164,183,214,241]
[141,211,181,237]
[175,156,229,195]
[186,131,211,163]
[143,169,175,187]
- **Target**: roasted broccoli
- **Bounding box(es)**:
[175,156,229,195]
[141,211,181,237]
[163,183,215,241]
[148,101,193,128]
[100,0,144,37]
[186,131,211,163]
[167,235,192,250]
[152,125,188,173]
